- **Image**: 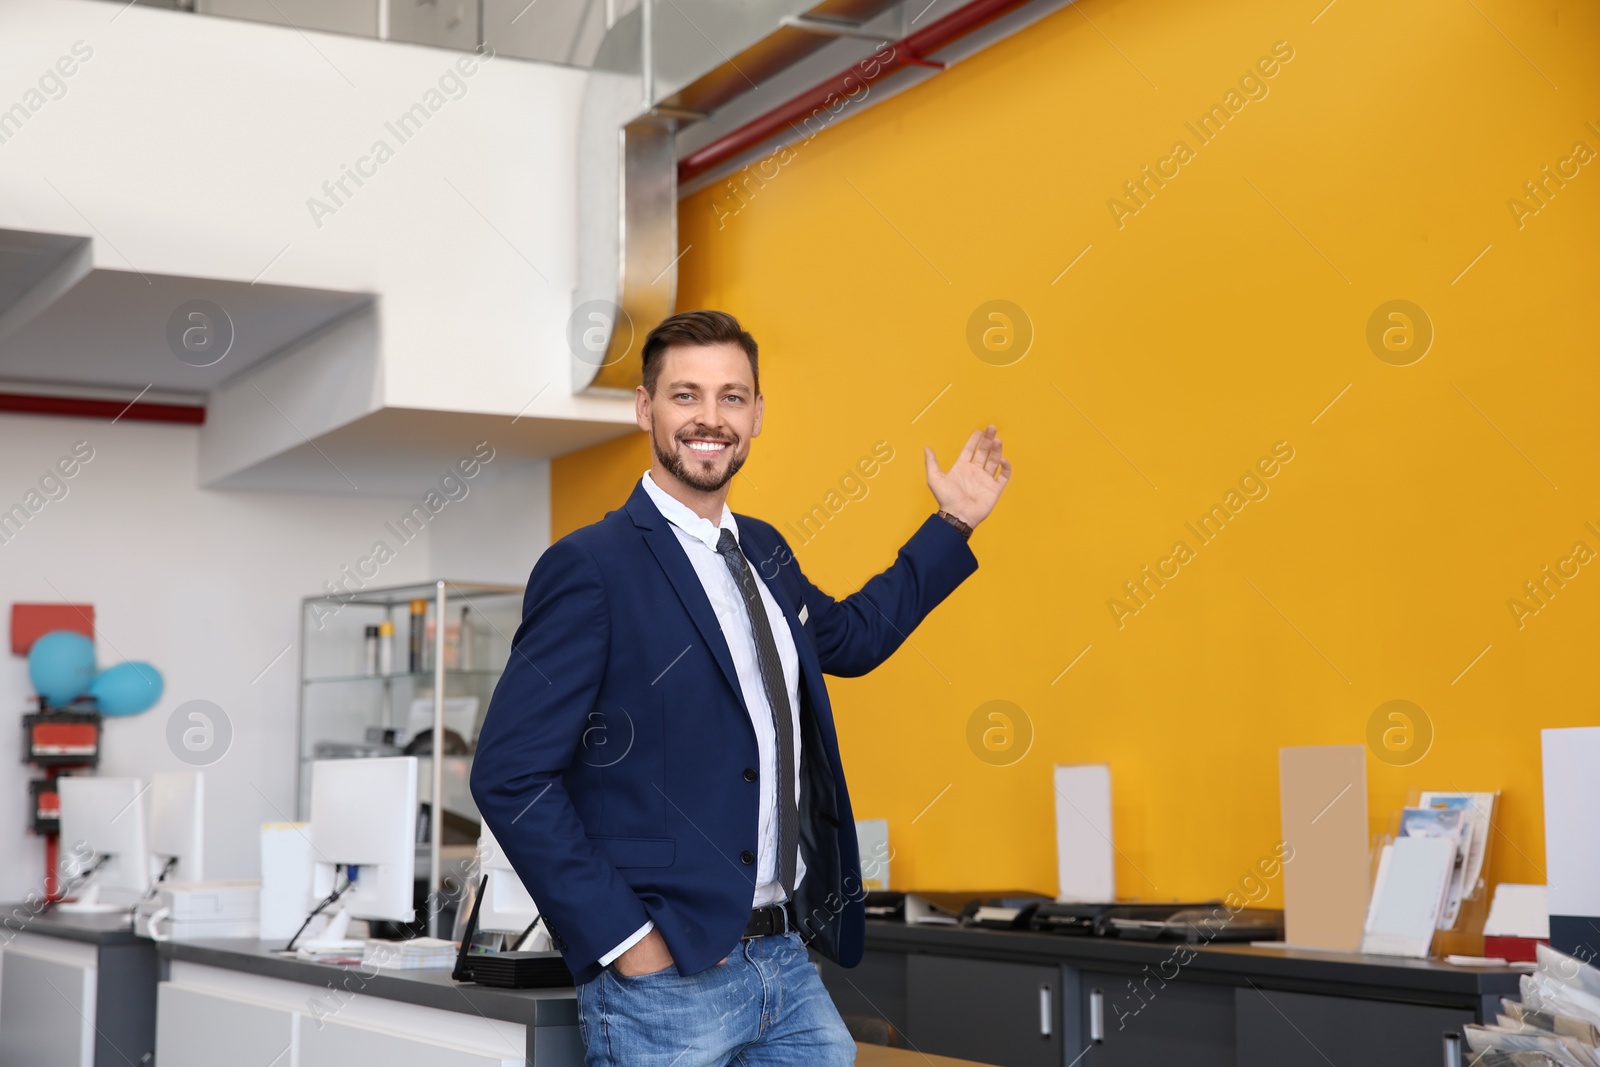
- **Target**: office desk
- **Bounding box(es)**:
[154,940,962,1066]
[816,922,1525,1067]
[155,938,581,1065]
[0,905,159,1067]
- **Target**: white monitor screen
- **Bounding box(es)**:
[58,777,149,907]
[476,824,539,933]
[309,757,418,924]
[149,770,204,881]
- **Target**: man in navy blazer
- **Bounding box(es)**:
[471,310,1011,1066]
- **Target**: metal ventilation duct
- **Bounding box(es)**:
[570,3,676,396]
[571,0,905,395]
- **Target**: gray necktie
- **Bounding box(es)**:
[715,527,798,896]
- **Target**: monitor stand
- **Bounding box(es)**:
[297,907,365,953]
[55,883,128,915]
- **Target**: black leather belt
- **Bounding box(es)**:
[742,902,794,939]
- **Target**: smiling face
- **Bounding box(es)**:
[636,340,763,507]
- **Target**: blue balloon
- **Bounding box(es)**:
[27,630,96,706]
[89,662,164,717]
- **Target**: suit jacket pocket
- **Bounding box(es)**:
[588,835,676,868]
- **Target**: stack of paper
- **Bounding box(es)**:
[1397,806,1470,930]
[365,937,458,970]
[293,940,366,964]
[1360,788,1504,956]
[1361,836,1455,957]
[1487,885,1551,940]
[904,894,962,925]
[1416,790,1499,929]
[1465,944,1600,1066]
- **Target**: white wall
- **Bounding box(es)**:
[428,458,551,584]
[0,0,632,425]
[0,412,549,899]
[0,1,576,894]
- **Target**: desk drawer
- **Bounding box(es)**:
[1236,987,1473,1067]
[907,956,1062,1067]
[1078,968,1234,1067]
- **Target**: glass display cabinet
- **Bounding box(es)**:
[297,580,524,935]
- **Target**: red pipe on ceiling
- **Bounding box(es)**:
[678,0,1034,185]
[0,392,206,425]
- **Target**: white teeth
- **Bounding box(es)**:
[686,441,727,452]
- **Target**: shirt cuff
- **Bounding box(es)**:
[598,921,654,966]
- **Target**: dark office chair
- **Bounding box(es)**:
[840,1013,902,1047]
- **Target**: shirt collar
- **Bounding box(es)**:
[641,469,739,553]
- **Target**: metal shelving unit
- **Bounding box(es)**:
[297,579,523,936]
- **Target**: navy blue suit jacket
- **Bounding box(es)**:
[470,479,978,984]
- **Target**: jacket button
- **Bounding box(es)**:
[743,768,758,782]
[740,850,755,864]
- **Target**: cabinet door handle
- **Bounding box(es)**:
[1443,1031,1463,1067]
[1039,983,1053,1037]
[1089,987,1104,1043]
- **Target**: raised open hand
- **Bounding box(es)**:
[923,424,1012,531]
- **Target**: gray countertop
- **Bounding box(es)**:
[158,938,578,1028]
[7,903,1522,1020]
[4,905,578,1029]
[1,904,148,946]
[861,922,1525,1003]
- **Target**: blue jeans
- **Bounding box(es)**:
[575,931,855,1066]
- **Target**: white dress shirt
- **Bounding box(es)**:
[598,470,805,965]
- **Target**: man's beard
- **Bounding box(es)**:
[653,426,745,492]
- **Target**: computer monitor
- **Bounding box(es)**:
[305,756,418,944]
[149,770,204,883]
[57,777,150,911]
[476,824,537,928]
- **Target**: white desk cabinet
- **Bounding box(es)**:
[156,980,298,1067]
[158,962,527,1066]
[0,933,97,1067]
[301,1017,521,1066]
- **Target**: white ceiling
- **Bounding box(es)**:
[0,229,85,321]
[0,229,372,399]
[205,406,636,494]
[0,226,636,493]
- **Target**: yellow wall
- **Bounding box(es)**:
[554,0,1600,912]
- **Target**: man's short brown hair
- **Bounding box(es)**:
[641,310,759,397]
